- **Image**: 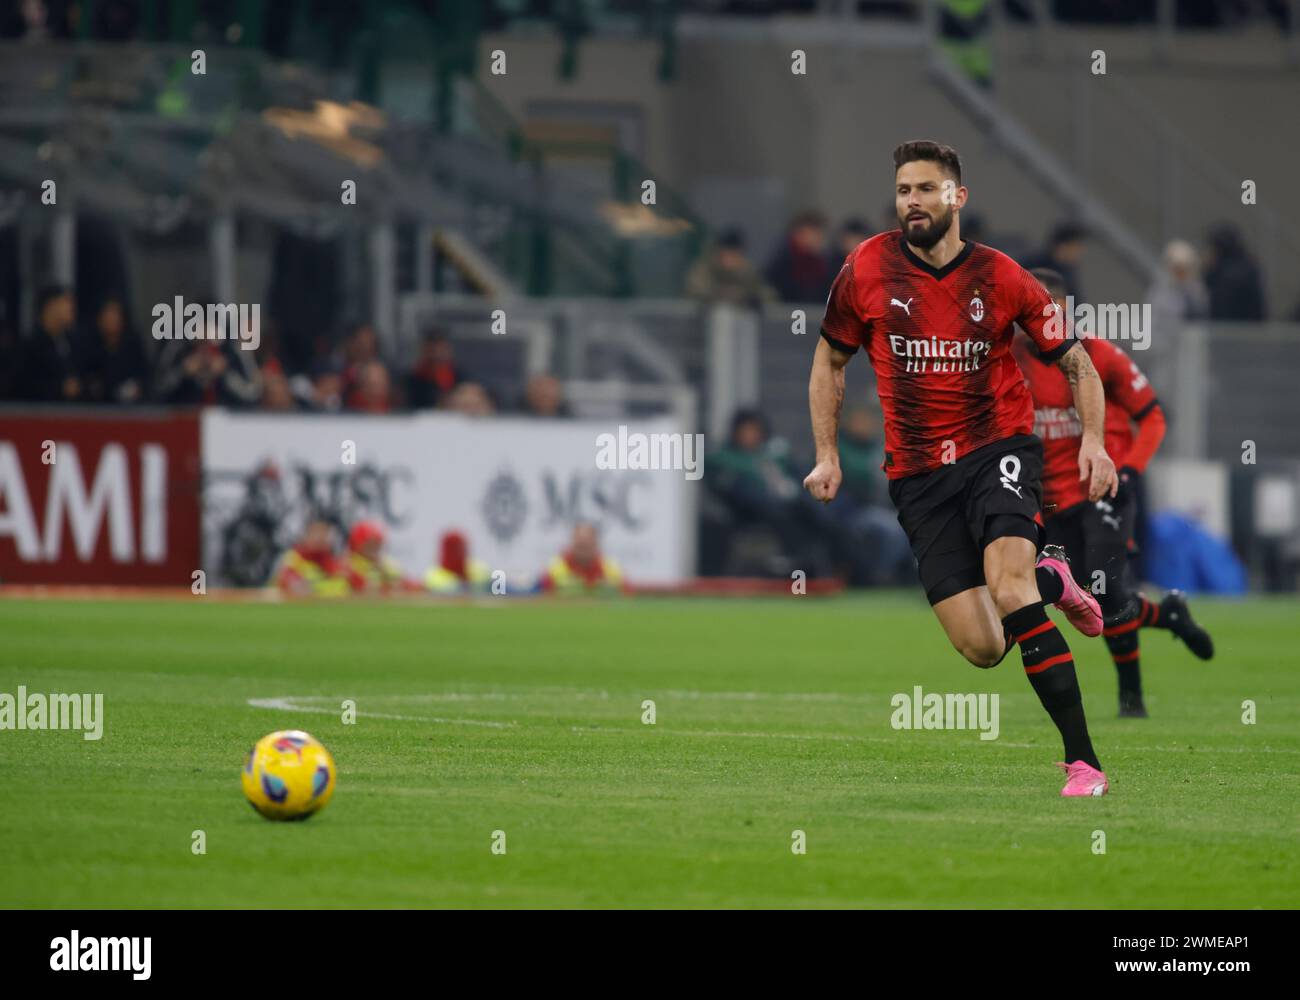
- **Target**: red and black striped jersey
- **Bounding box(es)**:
[1011,333,1159,512]
[821,233,1072,479]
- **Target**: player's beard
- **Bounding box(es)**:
[901,205,955,251]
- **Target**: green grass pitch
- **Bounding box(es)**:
[1,594,1296,909]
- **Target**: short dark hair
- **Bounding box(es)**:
[1049,222,1087,246]
[893,141,962,184]
[717,227,746,250]
[791,210,828,230]
[1029,267,1067,299]
[36,284,70,314]
[730,407,769,440]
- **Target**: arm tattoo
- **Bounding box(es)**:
[1056,343,1099,388]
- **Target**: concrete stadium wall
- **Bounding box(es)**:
[992,24,1300,317]
[478,25,1299,313]
[478,32,1125,305]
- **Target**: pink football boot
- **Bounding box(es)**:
[1037,545,1103,637]
[1056,761,1109,797]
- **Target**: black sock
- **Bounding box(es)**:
[1103,620,1143,697]
[1003,602,1101,771]
[1035,565,1064,605]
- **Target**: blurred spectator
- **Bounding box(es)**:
[16,285,82,403]
[708,408,880,583]
[958,212,1031,258]
[938,0,993,89]
[407,331,465,409]
[92,0,142,40]
[273,520,349,598]
[836,406,915,586]
[540,522,625,595]
[764,211,834,303]
[343,520,418,594]
[975,218,1032,261]
[709,408,827,577]
[260,369,298,411]
[445,381,495,416]
[1204,224,1266,320]
[292,357,345,412]
[251,321,287,379]
[1152,239,1211,316]
[154,337,262,407]
[878,202,900,237]
[1021,223,1088,300]
[686,228,775,308]
[1146,238,1210,389]
[0,0,75,39]
[341,322,381,399]
[837,406,888,509]
[523,373,570,418]
[835,217,871,259]
[425,530,492,594]
[960,212,986,244]
[81,297,148,404]
[348,360,393,413]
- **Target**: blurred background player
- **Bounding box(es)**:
[540,522,625,595]
[344,520,419,594]
[425,530,491,595]
[273,519,349,598]
[1014,267,1214,718]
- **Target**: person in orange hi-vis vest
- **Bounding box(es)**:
[540,522,626,595]
[425,530,492,595]
[273,520,350,598]
[344,520,421,594]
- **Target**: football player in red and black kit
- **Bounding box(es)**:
[1014,268,1214,719]
[804,141,1119,797]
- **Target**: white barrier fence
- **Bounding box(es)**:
[202,410,694,587]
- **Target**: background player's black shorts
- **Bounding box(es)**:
[887,434,1045,605]
[1044,491,1138,618]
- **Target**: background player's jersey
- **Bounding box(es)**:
[1012,334,1158,512]
[1099,347,1158,465]
[821,232,1073,479]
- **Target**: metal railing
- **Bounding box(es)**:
[402,297,1300,475]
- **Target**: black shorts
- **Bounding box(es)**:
[888,434,1046,605]
[1044,492,1138,615]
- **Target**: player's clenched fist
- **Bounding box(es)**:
[803,461,842,503]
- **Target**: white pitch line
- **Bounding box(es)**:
[570,725,888,743]
[248,696,1300,753]
[247,696,516,729]
[341,688,874,703]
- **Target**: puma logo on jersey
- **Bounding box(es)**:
[1000,477,1024,499]
[890,297,914,316]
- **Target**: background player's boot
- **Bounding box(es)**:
[1056,760,1109,797]
[1037,545,1103,637]
[1159,591,1214,660]
[1118,691,1148,718]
